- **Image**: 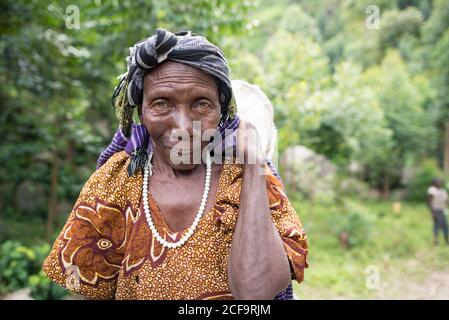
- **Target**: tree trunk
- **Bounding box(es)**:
[46,155,60,241]
[382,171,390,200]
[444,121,449,177]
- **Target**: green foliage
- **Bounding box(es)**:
[262,30,331,151]
[330,210,373,249]
[234,0,445,191]
[360,50,436,183]
[278,4,322,42]
[311,61,393,166]
[421,0,449,130]
[28,271,68,300]
[228,51,266,87]
[0,241,36,293]
[378,7,424,50]
[326,197,375,249]
[0,240,67,299]
[406,159,445,201]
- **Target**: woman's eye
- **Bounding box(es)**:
[151,100,170,110]
[194,100,212,110]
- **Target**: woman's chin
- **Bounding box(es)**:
[167,149,204,171]
[169,162,198,171]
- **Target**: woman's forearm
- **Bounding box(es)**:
[228,163,291,300]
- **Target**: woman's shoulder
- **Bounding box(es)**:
[80,150,142,209]
[95,150,129,176]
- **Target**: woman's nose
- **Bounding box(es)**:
[173,109,193,136]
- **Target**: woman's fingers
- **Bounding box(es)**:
[237,120,264,166]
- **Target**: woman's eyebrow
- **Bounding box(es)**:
[192,92,216,100]
[189,86,219,98]
[146,86,217,100]
[144,86,176,98]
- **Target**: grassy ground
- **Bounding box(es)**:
[292,196,449,299]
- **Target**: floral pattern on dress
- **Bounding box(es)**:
[60,199,138,285]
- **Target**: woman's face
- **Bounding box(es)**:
[141,61,221,171]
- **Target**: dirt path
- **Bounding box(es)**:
[376,266,449,299]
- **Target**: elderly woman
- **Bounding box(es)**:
[42,29,308,300]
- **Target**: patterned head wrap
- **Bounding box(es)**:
[108,28,238,176]
[113,28,236,138]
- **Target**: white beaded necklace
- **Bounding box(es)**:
[142,151,212,249]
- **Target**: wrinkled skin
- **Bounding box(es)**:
[139,61,290,299]
[141,61,222,172]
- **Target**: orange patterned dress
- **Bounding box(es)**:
[42,151,308,299]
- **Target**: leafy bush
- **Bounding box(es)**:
[29,271,67,300]
[329,206,373,249]
[0,240,67,299]
[0,241,36,293]
[406,159,445,202]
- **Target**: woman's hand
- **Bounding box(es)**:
[236,119,265,168]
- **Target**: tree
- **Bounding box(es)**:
[362,49,435,193]
[421,0,449,175]
[262,30,332,152]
